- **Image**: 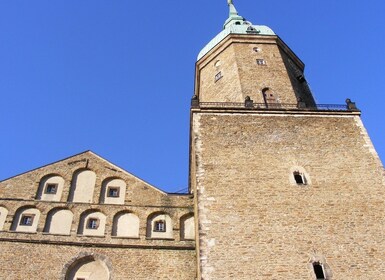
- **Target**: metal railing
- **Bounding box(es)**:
[191,100,359,112]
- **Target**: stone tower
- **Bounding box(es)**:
[190,1,385,279]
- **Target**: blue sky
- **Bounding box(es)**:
[1,0,384,192]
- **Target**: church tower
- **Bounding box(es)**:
[190,1,385,279]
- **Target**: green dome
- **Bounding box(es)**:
[197,2,275,61]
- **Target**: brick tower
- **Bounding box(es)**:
[190,1,385,279]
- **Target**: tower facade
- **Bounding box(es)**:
[191,2,385,279]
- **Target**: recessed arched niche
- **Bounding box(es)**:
[44,208,73,235]
[11,206,40,233]
[65,255,110,280]
[112,211,139,238]
[68,169,96,203]
[78,210,106,237]
[180,213,195,240]
[0,206,9,231]
[100,178,126,205]
[36,174,65,202]
[146,212,173,239]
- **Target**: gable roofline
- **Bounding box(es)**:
[0,150,167,195]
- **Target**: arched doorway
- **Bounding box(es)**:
[65,256,110,280]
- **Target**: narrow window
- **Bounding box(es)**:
[256,59,266,66]
[313,262,325,279]
[294,171,306,185]
[45,183,58,194]
[107,187,120,197]
[20,214,34,226]
[87,218,100,229]
[154,220,166,232]
[215,71,223,82]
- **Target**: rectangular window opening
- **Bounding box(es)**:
[256,59,266,66]
[215,71,223,82]
[20,214,35,226]
[87,218,100,229]
[45,183,58,194]
[313,263,326,279]
[154,220,166,232]
[107,186,120,197]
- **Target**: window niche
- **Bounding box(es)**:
[11,207,40,233]
[147,212,173,239]
[100,178,126,205]
[78,211,106,236]
[112,212,139,238]
[0,207,9,231]
[43,208,73,235]
[36,174,64,201]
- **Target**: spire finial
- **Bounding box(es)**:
[227,0,238,17]
[224,0,243,29]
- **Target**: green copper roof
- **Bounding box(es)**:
[197,1,275,61]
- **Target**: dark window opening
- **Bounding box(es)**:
[294,171,306,185]
[87,218,100,229]
[313,262,325,279]
[235,21,241,25]
[154,220,166,232]
[107,186,120,197]
[20,214,34,226]
[45,183,58,194]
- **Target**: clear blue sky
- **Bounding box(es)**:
[1,0,384,192]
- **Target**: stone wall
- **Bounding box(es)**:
[192,111,385,279]
[0,151,196,279]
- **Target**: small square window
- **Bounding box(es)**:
[20,214,34,226]
[107,187,120,197]
[154,220,166,232]
[45,183,58,194]
[215,71,223,82]
[87,218,100,229]
[256,59,266,65]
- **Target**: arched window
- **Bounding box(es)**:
[100,178,126,205]
[44,208,73,235]
[68,169,96,203]
[0,206,9,231]
[262,88,279,108]
[78,210,106,236]
[146,212,173,239]
[112,212,139,238]
[65,256,110,280]
[11,206,40,233]
[180,213,195,240]
[36,174,65,201]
